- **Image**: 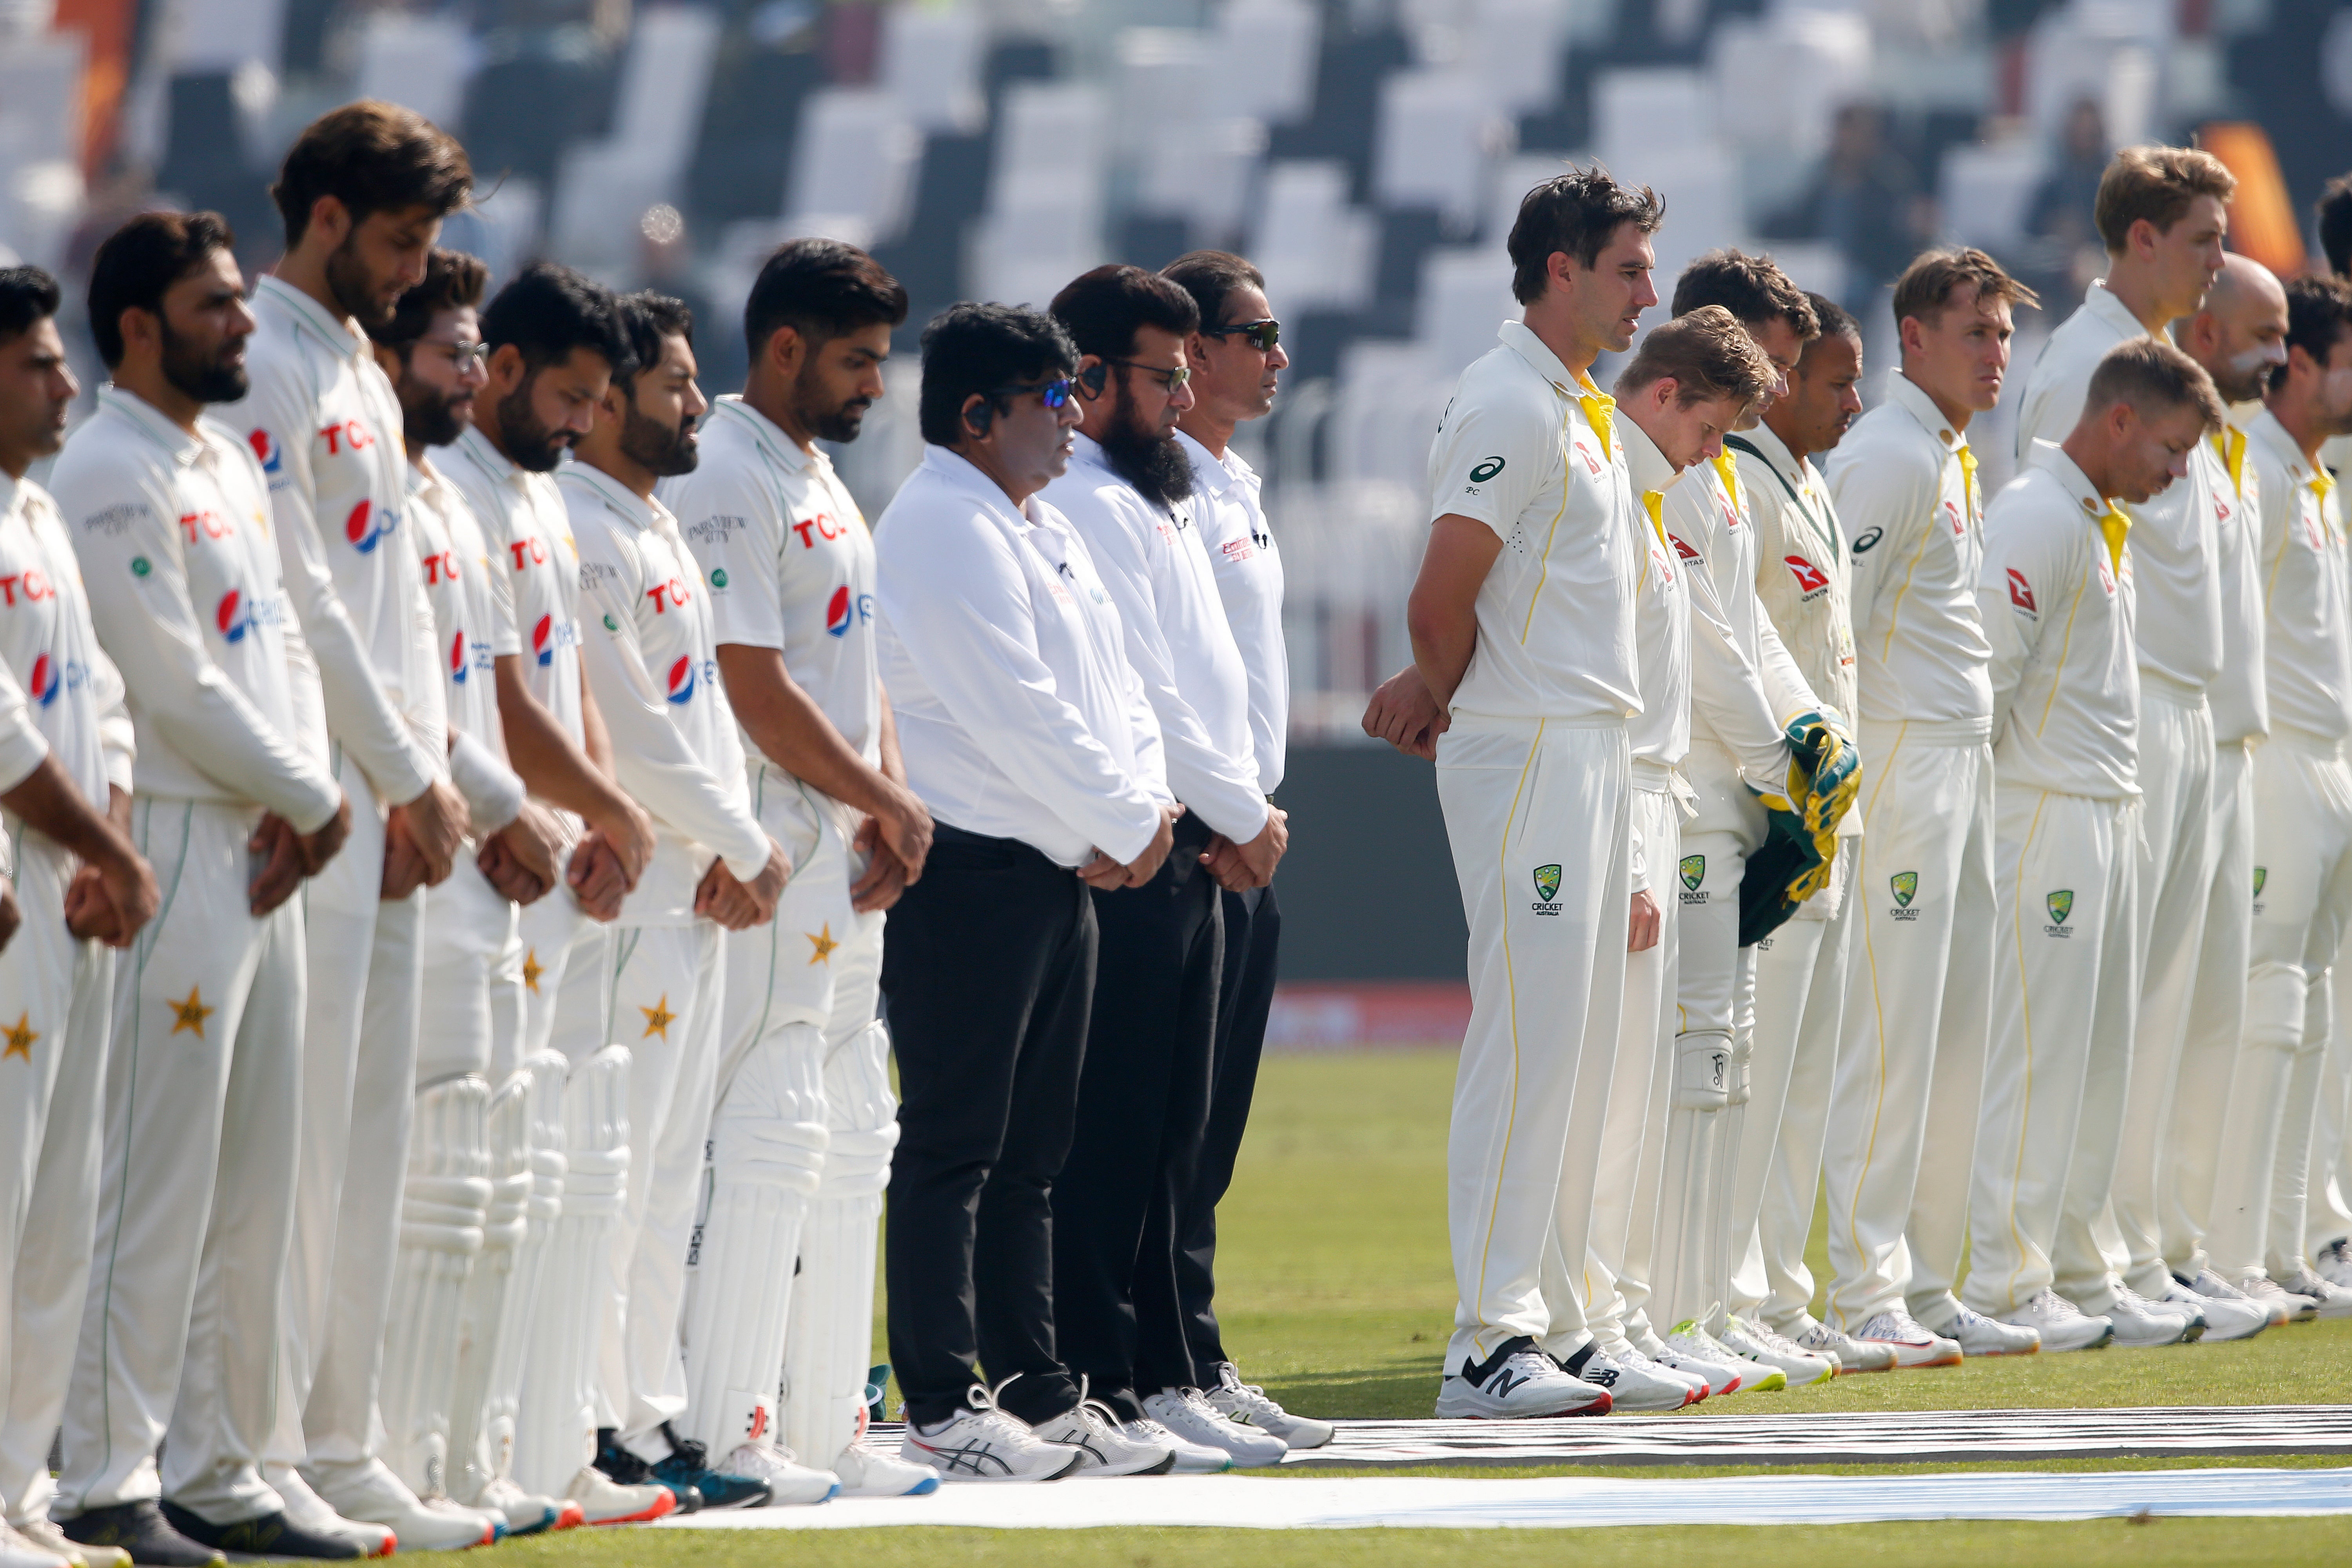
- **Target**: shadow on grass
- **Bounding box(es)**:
[1255,1357,1445,1421]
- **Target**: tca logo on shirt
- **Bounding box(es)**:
[646,577,692,613]
[1784,555,1829,598]
[319,420,375,457]
[791,512,847,548]
[0,568,56,606]
[422,550,459,585]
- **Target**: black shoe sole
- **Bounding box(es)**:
[158,1502,364,1561]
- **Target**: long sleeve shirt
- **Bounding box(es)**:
[875,446,1167,869]
[2245,405,2352,744]
[561,462,771,924]
[1176,430,1287,795]
[0,471,134,821]
[48,387,339,829]
[409,456,524,833]
[2205,412,2268,746]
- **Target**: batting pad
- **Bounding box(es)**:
[379,1073,492,1499]
[446,1062,535,1503]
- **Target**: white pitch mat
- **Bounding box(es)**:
[657,1466,2352,1530]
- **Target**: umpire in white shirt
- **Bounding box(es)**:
[876,305,1181,1482]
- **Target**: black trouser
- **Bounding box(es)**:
[1175,880,1280,1374]
[882,824,1093,1428]
[1051,811,1222,1421]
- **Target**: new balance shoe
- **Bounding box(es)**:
[1718,1316,1838,1385]
[1031,1394,1183,1477]
[156,1503,363,1562]
[1999,1287,2114,1351]
[1789,1316,1895,1373]
[2235,1271,2319,1323]
[1854,1309,1963,1368]
[264,1466,395,1556]
[1656,1326,1750,1396]
[13,1518,128,1568]
[593,1431,701,1513]
[1434,1335,1613,1418]
[2315,1237,2352,1290]
[1140,1387,1288,1466]
[2162,1276,2266,1342]
[831,1443,943,1497]
[2277,1269,2352,1318]
[1205,1362,1335,1449]
[311,1458,499,1548]
[720,1440,837,1505]
[901,1379,1085,1483]
[1930,1305,2042,1357]
[58,1504,223,1568]
[1561,1338,1703,1410]
[563,1465,675,1526]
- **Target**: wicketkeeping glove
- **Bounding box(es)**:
[1783,709,1860,902]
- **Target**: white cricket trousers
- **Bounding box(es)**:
[1962,785,2139,1317]
[1653,826,1751,1334]
[59,799,306,1525]
[1437,713,1630,1375]
[2105,685,2214,1297]
[2208,731,2352,1281]
[2166,739,2255,1279]
[0,837,113,1527]
[1821,720,1994,1331]
[2308,920,2352,1259]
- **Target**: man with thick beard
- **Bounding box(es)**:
[1040,265,1287,1470]
[217,101,491,1554]
[561,292,786,1512]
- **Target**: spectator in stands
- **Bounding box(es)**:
[2022,98,2111,311]
[2319,174,2352,278]
[1766,103,1935,315]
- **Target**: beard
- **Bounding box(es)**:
[621,404,699,477]
[398,375,469,449]
[795,358,871,443]
[160,318,248,405]
[495,380,572,472]
[327,235,397,329]
[1097,381,1193,510]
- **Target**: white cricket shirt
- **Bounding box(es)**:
[409,455,525,833]
[1616,416,1691,773]
[1176,429,1287,795]
[2014,281,2147,458]
[447,426,585,747]
[1980,442,2140,799]
[2206,412,2268,745]
[2244,405,2352,743]
[0,471,133,808]
[875,446,1168,869]
[1427,319,1639,722]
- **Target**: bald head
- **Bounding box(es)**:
[2175,252,2289,404]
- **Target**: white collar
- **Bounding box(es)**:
[2026,438,2110,518]
[253,275,369,360]
[711,395,819,475]
[1883,371,1971,452]
[2079,279,2154,344]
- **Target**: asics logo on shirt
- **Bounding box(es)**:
[825,585,875,638]
[791,511,846,548]
[666,655,699,704]
[247,428,283,474]
[318,420,375,456]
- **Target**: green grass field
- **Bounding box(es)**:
[522,1048,2352,1564]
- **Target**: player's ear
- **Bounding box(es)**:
[961,394,993,439]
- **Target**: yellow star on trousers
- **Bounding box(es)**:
[170,986,214,1039]
[640,995,677,1039]
[806,923,838,964]
[1,1012,34,1061]
[522,949,545,994]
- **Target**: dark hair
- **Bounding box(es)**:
[87,210,236,368]
[2092,145,2235,254]
[371,248,488,353]
[743,238,908,363]
[2085,338,2225,434]
[481,262,632,381]
[1806,291,1860,345]
[2277,272,2352,392]
[1049,264,1200,364]
[2318,174,2352,278]
[1505,163,1665,306]
[614,291,694,396]
[1613,305,1778,408]
[1161,250,1267,332]
[917,302,1078,448]
[1891,245,2039,331]
[0,266,61,347]
[1671,249,1819,339]
[272,100,471,249]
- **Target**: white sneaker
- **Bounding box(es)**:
[2236,1271,2320,1323]
[1718,1316,1837,1386]
[1434,1336,1613,1418]
[2315,1237,2352,1289]
[2181,1267,2287,1328]
[1655,1327,1749,1396]
[1678,1322,1786,1392]
[1115,1416,1227,1475]
[720,1441,838,1505]
[1999,1287,2114,1351]
[312,1459,498,1550]
[465,1476,572,1535]
[12,1519,124,1568]
[1789,1316,1895,1373]
[2277,1269,2352,1319]
[1567,1339,1702,1410]
[0,1521,71,1568]
[901,1380,1085,1483]
[830,1443,942,1497]
[1854,1308,1963,1368]
[1204,1363,1335,1449]
[1931,1305,2042,1357]
[2163,1277,2266,1342]
[563,1464,675,1525]
[266,1463,397,1555]
[1141,1387,1288,1466]
[1029,1396,1183,1477]
[2105,1285,2195,1347]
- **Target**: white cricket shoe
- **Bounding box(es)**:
[1854,1309,1963,1369]
[1931,1305,2042,1357]
[1205,1362,1335,1449]
[2277,1269,2352,1318]
[2235,1271,2320,1323]
[1029,1392,1183,1477]
[1682,1323,1788,1392]
[1999,1287,2114,1351]
[1142,1387,1289,1466]
[563,1465,675,1525]
[1789,1316,1895,1373]
[2105,1285,2196,1347]
[831,1444,943,1497]
[1718,1316,1838,1386]
[1434,1336,1613,1418]
[0,1521,71,1568]
[1116,1416,1230,1475]
[1568,1339,1702,1410]
[2179,1266,2279,1325]
[902,1381,1085,1483]
[1656,1326,1751,1396]
[465,1476,573,1535]
[2315,1237,2352,1290]
[13,1518,127,1568]
[2161,1277,2266,1342]
[720,1441,839,1505]
[312,1459,498,1550]
[265,1463,397,1555]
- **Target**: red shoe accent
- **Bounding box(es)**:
[372,1535,397,1558]
[555,1503,586,1530]
[1567,1391,1612,1417]
[593,1489,676,1527]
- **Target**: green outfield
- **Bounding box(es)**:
[512,1047,2350,1565]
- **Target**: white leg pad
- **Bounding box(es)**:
[2209,960,2309,1277]
[445,1061,537,1503]
[1650,1030,1730,1332]
[379,1074,492,1499]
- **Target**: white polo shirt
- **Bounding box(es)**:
[875,446,1168,869]
[1176,429,1287,796]
[1980,442,2140,800]
[2013,280,2145,459]
[1427,319,1638,723]
[662,395,881,769]
[1731,425,1858,726]
[1825,370,1994,730]
[48,386,340,829]
[2207,412,2269,746]
[448,425,586,748]
[0,470,134,809]
[1616,416,1690,777]
[2244,405,2352,744]
[562,461,770,924]
[409,455,524,833]
[221,274,443,801]
[1042,433,1265,844]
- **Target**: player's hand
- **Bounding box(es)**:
[694,840,790,931]
[1210,806,1287,890]
[1076,850,1127,890]
[381,807,434,900]
[68,841,160,947]
[589,799,656,892]
[249,814,308,915]
[0,875,18,953]
[481,801,563,904]
[1121,803,1182,888]
[567,831,631,922]
[1363,665,1448,760]
[849,826,911,913]
[294,795,354,875]
[397,778,469,885]
[871,779,934,884]
[1629,887,1661,952]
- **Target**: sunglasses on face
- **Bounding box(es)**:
[984,376,1080,409]
[1204,318,1281,352]
[419,337,490,370]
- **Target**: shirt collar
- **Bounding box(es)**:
[2245,405,2314,485]
[456,425,523,486]
[712,395,816,475]
[1173,428,1236,498]
[254,274,368,359]
[1615,413,1681,500]
[1730,420,1810,489]
[1498,320,1615,456]
[2026,438,2111,517]
[560,459,665,533]
[2080,279,2153,344]
[0,469,20,523]
[1883,371,1970,453]
[920,444,1053,530]
[98,383,208,466]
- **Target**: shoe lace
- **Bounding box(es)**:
[1216,1363,1286,1417]
[960,1375,1040,1443]
[599,1444,658,1485]
[2027,1288,2075,1317]
[1067,1377,1126,1438]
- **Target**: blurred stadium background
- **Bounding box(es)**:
[2,0,2343,1017]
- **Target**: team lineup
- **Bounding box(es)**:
[0,89,2347,1568]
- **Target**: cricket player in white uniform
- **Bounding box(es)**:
[2207,274,2352,1319]
[0,266,160,1568]
[1964,341,2225,1351]
[1822,248,2036,1366]
[446,265,664,1526]
[666,240,937,1500]
[2310,190,2352,1289]
[222,104,492,1553]
[2009,146,2238,1335]
[53,212,354,1567]
[563,294,788,1507]
[1363,167,1660,1419]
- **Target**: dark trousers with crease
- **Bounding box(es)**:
[1051,810,1222,1421]
[882,824,1093,1428]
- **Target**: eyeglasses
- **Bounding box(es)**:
[1105,359,1191,393]
[1204,318,1281,353]
[420,338,489,370]
[985,376,1078,409]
